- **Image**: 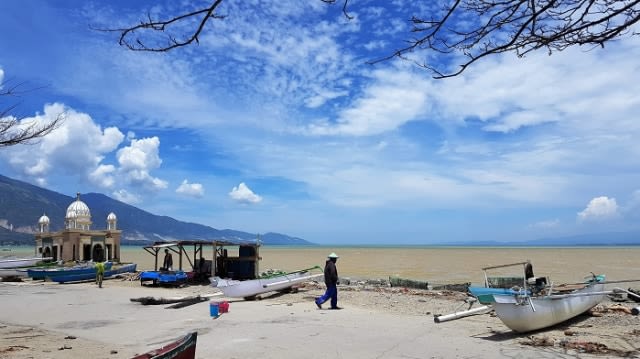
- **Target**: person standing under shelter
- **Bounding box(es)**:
[315,252,341,310]
[163,249,173,271]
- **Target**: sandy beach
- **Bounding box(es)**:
[1,276,639,359]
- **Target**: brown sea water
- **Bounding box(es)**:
[7,245,640,285]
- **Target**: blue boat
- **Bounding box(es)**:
[468,261,542,304]
[140,270,189,286]
[52,263,137,283]
[28,262,113,280]
[468,286,530,304]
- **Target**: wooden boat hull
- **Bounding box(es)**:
[28,262,113,280]
[53,263,137,283]
[492,279,605,332]
[211,270,321,298]
[131,332,197,359]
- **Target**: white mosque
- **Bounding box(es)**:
[34,193,122,262]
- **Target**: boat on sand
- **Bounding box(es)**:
[52,263,137,283]
[27,261,113,280]
[140,270,189,286]
[131,332,197,359]
[211,266,322,299]
[492,274,606,332]
[0,257,52,269]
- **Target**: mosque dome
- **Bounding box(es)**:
[66,193,91,219]
[107,212,117,221]
[38,214,50,224]
[65,193,92,230]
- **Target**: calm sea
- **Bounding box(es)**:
[4,245,639,285]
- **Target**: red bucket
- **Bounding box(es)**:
[219,301,229,313]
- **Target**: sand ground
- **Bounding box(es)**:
[0,277,639,359]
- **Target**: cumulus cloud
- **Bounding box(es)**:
[176,179,204,198]
[89,164,116,188]
[0,103,124,185]
[112,189,141,204]
[116,137,168,191]
[577,196,619,222]
[229,182,262,204]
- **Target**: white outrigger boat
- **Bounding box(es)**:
[0,257,52,269]
[211,266,322,299]
[492,273,607,332]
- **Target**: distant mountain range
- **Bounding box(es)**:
[0,174,314,246]
[434,232,640,247]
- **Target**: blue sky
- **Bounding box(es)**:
[1,1,639,245]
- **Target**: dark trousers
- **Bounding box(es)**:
[316,284,338,308]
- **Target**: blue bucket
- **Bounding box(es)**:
[210,301,219,317]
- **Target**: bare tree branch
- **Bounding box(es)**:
[93,0,226,52]
[0,80,65,147]
[104,0,640,78]
[320,0,353,20]
[371,0,640,78]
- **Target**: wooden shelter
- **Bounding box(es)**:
[143,240,261,280]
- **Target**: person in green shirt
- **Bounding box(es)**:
[96,261,105,288]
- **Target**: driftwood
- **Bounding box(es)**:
[628,288,640,303]
[130,295,204,305]
[130,293,222,306]
[165,297,208,309]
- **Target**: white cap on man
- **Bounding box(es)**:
[328,252,339,259]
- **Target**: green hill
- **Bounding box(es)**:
[0,174,314,246]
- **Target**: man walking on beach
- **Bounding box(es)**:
[315,252,341,310]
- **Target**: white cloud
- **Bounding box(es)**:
[308,65,431,136]
[176,179,204,198]
[431,39,640,134]
[304,89,349,109]
[528,219,560,229]
[577,196,619,222]
[112,189,141,204]
[89,164,116,188]
[0,103,124,185]
[116,137,168,191]
[229,182,262,204]
[363,40,387,51]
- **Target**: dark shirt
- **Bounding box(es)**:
[324,259,338,286]
[163,253,173,268]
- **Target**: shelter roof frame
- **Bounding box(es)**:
[143,240,261,279]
